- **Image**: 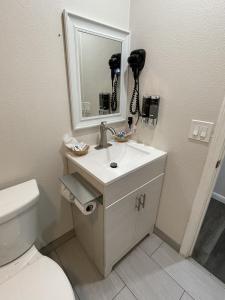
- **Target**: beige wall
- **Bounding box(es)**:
[130,0,225,245]
[0,0,130,246]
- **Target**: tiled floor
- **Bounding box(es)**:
[49,234,225,300]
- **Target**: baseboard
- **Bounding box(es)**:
[40,229,75,255]
[154,227,180,252]
[40,227,180,256]
[212,192,225,205]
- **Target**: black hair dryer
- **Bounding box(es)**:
[108,53,121,112]
[109,53,121,81]
[128,49,146,116]
[128,49,146,80]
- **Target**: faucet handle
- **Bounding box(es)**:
[100,121,107,128]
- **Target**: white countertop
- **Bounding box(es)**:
[66,140,167,185]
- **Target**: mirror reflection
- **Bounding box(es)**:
[78,31,122,118]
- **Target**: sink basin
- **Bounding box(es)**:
[66,140,166,185]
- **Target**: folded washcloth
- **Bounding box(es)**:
[63,134,88,152]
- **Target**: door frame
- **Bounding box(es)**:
[180,96,225,257]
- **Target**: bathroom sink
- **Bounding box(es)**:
[66,140,166,185]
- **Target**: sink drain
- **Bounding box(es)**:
[110,162,118,168]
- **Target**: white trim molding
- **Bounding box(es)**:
[63,10,130,130]
[180,96,225,257]
[212,192,225,205]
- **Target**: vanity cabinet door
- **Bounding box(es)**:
[135,175,164,241]
[105,193,137,267]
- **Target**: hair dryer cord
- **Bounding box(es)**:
[111,76,118,112]
[129,79,141,116]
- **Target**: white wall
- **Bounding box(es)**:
[130,0,225,245]
[214,158,225,198]
[0,0,130,246]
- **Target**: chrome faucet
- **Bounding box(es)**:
[95,122,116,149]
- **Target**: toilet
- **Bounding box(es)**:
[0,179,75,300]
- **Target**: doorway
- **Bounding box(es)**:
[180,97,225,262]
[192,156,225,283]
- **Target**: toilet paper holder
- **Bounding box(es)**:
[59,173,102,214]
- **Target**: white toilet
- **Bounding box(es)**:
[0,179,75,300]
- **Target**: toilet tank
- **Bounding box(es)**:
[0,180,39,266]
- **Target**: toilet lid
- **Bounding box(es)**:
[0,256,75,300]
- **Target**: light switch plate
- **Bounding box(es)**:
[189,120,214,143]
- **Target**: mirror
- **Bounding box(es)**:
[78,32,122,117]
[63,10,130,130]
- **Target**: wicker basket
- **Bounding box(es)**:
[113,133,132,143]
[67,145,89,156]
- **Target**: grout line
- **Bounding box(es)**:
[126,286,138,300]
[185,291,195,300]
[149,248,210,300]
[114,269,138,300]
[150,242,222,299]
[138,244,186,296]
[114,269,127,287]
[179,290,185,300]
[149,241,164,257]
[150,254,185,294]
[138,239,163,258]
[112,286,126,300]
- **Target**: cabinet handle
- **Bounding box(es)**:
[135,194,146,211]
[139,194,146,209]
[135,196,141,211]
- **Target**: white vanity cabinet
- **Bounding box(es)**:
[67,143,167,277]
[105,174,164,275]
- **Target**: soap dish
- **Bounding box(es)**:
[67,145,89,156]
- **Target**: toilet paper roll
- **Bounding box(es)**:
[74,198,96,216]
[60,183,96,215]
[60,184,74,203]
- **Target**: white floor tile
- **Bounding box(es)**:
[56,237,124,300]
[139,233,163,257]
[181,292,194,300]
[115,247,183,300]
[114,287,137,300]
[152,243,225,300]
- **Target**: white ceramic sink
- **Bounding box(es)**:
[66,140,166,185]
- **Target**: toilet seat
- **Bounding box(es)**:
[0,249,75,300]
